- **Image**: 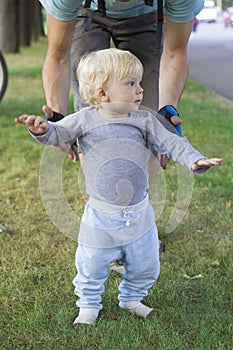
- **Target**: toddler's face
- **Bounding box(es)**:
[104,75,143,107]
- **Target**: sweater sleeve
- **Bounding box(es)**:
[146,112,208,174]
[29,112,82,151]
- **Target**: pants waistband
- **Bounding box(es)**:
[87,195,149,214]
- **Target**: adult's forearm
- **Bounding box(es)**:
[158,48,189,110]
[158,19,193,110]
[42,52,71,116]
[42,14,76,116]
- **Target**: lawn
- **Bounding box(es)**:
[0,37,232,350]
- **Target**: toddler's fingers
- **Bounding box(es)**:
[15,114,30,124]
[203,158,223,166]
[210,158,223,165]
[192,158,223,171]
[33,117,45,129]
[197,158,223,168]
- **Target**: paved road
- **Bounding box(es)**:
[188,21,233,102]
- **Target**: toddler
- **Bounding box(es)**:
[16,48,222,327]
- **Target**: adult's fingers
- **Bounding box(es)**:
[42,105,53,118]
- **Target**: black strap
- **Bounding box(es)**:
[144,0,153,6]
[83,0,164,51]
[83,0,160,14]
[84,11,97,31]
[157,0,163,22]
[84,0,106,16]
[84,0,91,8]
[155,0,163,51]
[97,0,106,16]
[84,0,106,31]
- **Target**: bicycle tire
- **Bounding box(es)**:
[0,51,8,102]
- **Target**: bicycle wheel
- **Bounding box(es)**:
[0,51,8,102]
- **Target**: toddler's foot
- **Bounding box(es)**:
[73,308,99,327]
[119,301,156,318]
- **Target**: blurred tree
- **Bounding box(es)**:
[222,0,233,9]
[0,0,44,53]
[227,1,233,8]
[0,0,19,53]
[19,0,30,47]
[30,0,44,42]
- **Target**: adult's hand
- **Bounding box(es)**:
[159,112,183,169]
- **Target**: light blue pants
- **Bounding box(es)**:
[73,226,160,310]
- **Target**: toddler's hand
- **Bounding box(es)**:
[192,158,223,171]
[15,114,49,135]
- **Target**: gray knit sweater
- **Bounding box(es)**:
[33,107,205,206]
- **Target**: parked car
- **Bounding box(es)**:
[196,0,218,23]
[223,7,233,27]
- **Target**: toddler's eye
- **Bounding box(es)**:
[128,81,134,86]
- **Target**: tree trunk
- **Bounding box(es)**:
[19,0,30,47]
[30,1,44,41]
[0,0,44,53]
[0,0,19,53]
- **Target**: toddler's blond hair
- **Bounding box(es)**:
[77,48,143,106]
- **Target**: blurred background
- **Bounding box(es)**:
[189,0,233,102]
[0,0,233,102]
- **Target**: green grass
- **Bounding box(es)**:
[0,37,232,350]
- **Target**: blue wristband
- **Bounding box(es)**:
[158,105,182,136]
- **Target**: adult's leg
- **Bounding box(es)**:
[70,9,112,112]
[111,11,165,111]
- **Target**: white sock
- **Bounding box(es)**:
[119,301,154,318]
[73,307,99,326]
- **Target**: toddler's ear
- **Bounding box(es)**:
[97,88,109,102]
